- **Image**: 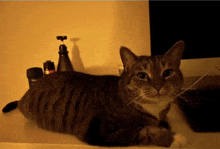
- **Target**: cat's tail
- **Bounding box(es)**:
[2,101,18,113]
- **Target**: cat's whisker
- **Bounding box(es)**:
[173,92,189,102]
[174,70,212,99]
[136,93,146,102]
[178,96,189,103]
[215,66,220,71]
[176,66,220,102]
[122,93,137,107]
[126,95,140,106]
[125,91,146,107]
[123,89,143,107]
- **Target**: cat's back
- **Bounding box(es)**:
[33,71,119,89]
[34,71,100,88]
[18,71,120,133]
[19,71,120,107]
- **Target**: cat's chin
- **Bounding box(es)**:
[134,96,173,120]
[142,95,174,105]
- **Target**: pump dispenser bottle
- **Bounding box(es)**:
[57,36,74,72]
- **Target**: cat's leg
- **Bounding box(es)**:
[170,133,187,148]
[139,126,187,148]
[159,119,171,130]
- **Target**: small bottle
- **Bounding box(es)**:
[26,67,43,88]
[43,60,55,75]
[56,36,74,72]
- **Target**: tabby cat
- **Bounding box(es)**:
[2,40,187,147]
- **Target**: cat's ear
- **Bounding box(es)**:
[120,46,137,71]
[164,40,185,66]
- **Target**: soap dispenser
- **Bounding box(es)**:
[57,36,74,72]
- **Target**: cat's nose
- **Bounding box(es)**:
[153,84,163,92]
[150,79,164,92]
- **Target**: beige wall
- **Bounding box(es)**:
[0,1,151,105]
[2,1,220,108]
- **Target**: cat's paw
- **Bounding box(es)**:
[170,134,187,148]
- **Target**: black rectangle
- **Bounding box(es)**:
[149,1,220,59]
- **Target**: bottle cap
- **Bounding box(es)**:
[43,60,55,71]
[27,67,43,79]
[56,36,68,54]
[57,36,67,42]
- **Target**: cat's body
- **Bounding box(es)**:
[2,41,187,147]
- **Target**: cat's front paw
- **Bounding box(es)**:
[170,134,187,148]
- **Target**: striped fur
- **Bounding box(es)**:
[4,40,185,147]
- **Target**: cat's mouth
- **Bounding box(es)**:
[139,94,174,105]
[139,87,173,98]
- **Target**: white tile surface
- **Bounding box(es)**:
[1,102,220,149]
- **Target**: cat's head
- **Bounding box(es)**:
[119,40,184,106]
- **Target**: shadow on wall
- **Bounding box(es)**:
[70,37,120,76]
[70,38,85,73]
[85,66,120,76]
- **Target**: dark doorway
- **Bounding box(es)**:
[149,1,220,59]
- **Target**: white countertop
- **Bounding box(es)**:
[1,101,220,149]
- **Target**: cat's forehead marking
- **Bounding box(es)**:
[141,61,151,70]
[155,55,171,69]
[135,57,158,72]
[134,55,170,72]
[135,59,150,71]
[148,56,161,69]
[159,59,166,67]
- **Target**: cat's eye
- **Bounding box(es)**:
[137,72,149,80]
[162,69,173,78]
